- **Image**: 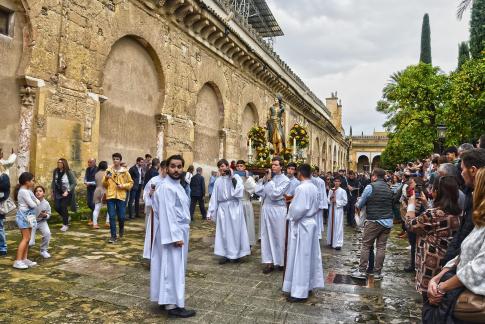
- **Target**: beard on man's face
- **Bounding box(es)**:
[168,170,181,180]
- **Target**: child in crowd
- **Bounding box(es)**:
[29,186,52,259]
[13,172,39,270]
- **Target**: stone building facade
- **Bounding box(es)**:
[0,0,348,185]
[348,131,388,172]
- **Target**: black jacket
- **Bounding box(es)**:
[190,173,205,197]
[129,165,142,190]
[144,167,159,187]
[442,187,474,265]
[0,173,10,203]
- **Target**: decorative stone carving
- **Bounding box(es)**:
[17,85,37,174]
[36,115,47,136]
[83,114,94,142]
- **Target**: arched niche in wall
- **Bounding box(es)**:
[193,82,224,168]
[240,103,258,160]
[100,36,164,163]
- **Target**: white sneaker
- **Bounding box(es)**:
[13,260,28,269]
[60,225,68,232]
[40,251,51,259]
[23,259,38,267]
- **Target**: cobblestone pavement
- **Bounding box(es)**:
[0,204,422,323]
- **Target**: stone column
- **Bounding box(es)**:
[219,129,227,159]
[155,113,171,160]
[17,77,45,174]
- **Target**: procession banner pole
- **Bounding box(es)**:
[150,208,154,252]
[283,195,292,282]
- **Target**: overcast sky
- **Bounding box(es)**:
[266,0,470,135]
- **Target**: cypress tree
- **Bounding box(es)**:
[470,0,485,59]
[420,14,432,64]
[458,42,470,68]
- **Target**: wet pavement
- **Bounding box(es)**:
[0,204,422,323]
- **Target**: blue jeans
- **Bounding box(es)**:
[0,218,6,252]
[107,199,126,239]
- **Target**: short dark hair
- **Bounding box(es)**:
[445,146,458,155]
[287,162,297,169]
[217,159,229,168]
[236,160,245,165]
[298,164,312,178]
[272,156,284,167]
[461,148,485,169]
[98,161,108,171]
[112,153,122,160]
[314,166,320,172]
[145,154,152,159]
[166,155,185,167]
[136,157,144,163]
[334,177,341,182]
[372,168,386,179]
[152,158,160,168]
[159,160,167,168]
[348,170,355,176]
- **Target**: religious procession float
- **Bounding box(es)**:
[246,94,310,175]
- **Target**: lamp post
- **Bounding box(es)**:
[437,124,447,155]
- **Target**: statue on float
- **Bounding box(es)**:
[266,93,286,156]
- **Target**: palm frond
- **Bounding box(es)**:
[457,0,472,20]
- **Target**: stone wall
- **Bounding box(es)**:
[0,0,348,189]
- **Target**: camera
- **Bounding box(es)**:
[106,170,112,177]
[224,169,232,176]
[151,183,156,190]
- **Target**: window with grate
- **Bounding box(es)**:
[0,7,12,37]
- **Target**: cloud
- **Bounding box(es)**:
[266,0,470,134]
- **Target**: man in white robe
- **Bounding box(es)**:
[326,177,348,250]
[255,157,290,273]
[208,159,251,263]
[311,168,328,239]
[235,160,257,246]
[142,160,167,260]
[286,162,300,198]
[283,163,324,302]
[150,155,195,318]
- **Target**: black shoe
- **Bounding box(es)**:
[334,247,341,251]
[287,296,307,303]
[218,257,230,265]
[275,265,285,272]
[230,258,241,263]
[403,266,415,273]
[262,265,274,274]
[168,307,196,318]
[108,237,117,244]
[0,251,7,256]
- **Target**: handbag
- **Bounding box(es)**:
[354,197,367,227]
[454,289,485,322]
[0,197,16,215]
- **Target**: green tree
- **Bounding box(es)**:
[458,42,471,68]
[376,63,449,166]
[470,0,485,58]
[420,14,432,64]
[441,57,485,145]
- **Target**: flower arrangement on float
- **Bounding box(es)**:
[288,124,309,149]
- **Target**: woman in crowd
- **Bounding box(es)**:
[423,168,485,323]
[92,161,108,229]
[405,175,462,297]
[13,172,39,269]
[389,174,402,224]
[0,165,11,256]
[51,158,77,232]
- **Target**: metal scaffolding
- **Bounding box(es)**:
[229,0,284,38]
